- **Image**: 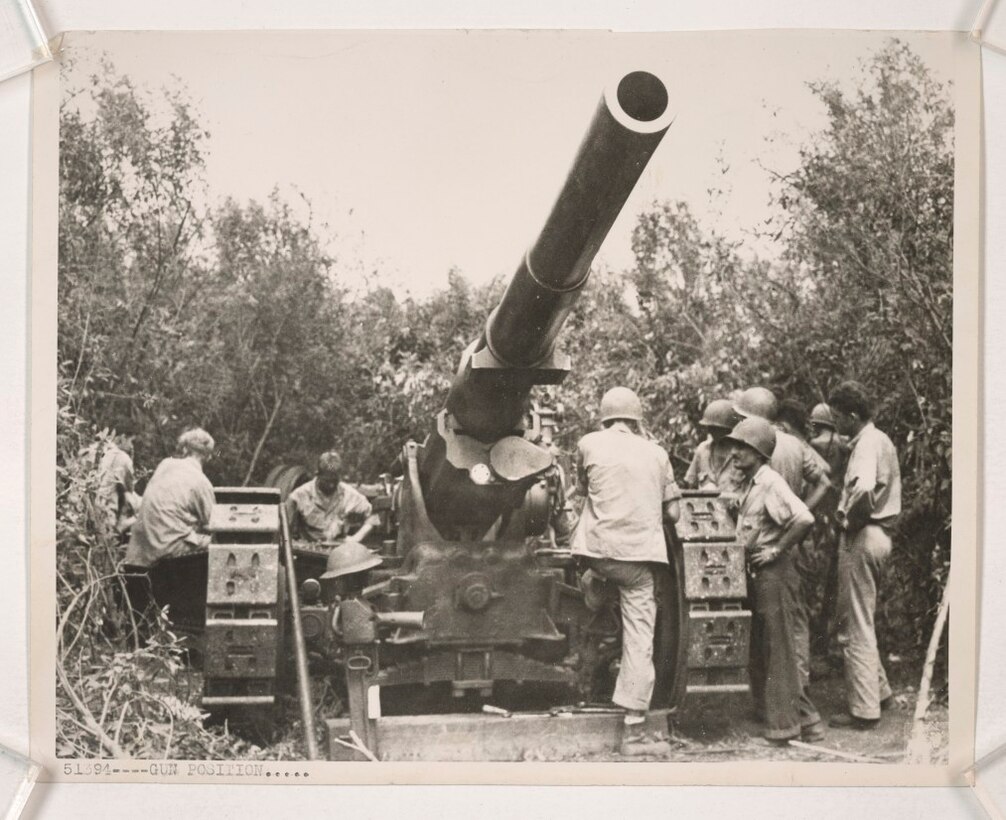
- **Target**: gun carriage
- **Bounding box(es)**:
[159,70,752,761]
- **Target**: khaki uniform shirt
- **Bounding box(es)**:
[810,431,850,490]
[771,429,828,500]
[684,438,743,493]
[840,422,902,532]
[125,457,214,567]
[571,426,680,565]
[736,464,812,552]
[287,479,372,542]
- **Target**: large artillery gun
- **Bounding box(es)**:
[165,70,752,760]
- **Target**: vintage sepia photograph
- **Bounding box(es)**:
[34,29,979,781]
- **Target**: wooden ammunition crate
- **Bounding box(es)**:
[204,619,280,678]
[687,607,751,669]
[676,492,736,542]
[681,541,747,600]
[208,501,279,534]
[206,543,280,606]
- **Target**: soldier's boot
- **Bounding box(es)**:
[619,711,671,757]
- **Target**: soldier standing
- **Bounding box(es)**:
[734,388,831,508]
[808,401,851,652]
[684,398,743,494]
[571,387,680,753]
[734,386,830,692]
[809,403,850,483]
[727,417,824,743]
[826,381,901,730]
[95,428,141,539]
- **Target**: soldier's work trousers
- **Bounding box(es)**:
[586,557,656,712]
[748,551,822,740]
[837,525,893,720]
[791,539,812,690]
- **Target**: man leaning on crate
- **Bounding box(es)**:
[120,428,217,637]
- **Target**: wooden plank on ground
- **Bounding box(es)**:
[324,710,669,762]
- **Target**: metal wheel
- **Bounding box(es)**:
[265,464,311,501]
[651,524,689,710]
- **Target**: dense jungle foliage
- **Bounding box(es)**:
[56,40,953,757]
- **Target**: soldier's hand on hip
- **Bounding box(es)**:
[749,545,781,567]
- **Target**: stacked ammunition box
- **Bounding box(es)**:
[677,491,752,694]
[202,488,284,706]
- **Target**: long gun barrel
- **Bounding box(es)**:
[417,70,674,536]
[446,70,673,442]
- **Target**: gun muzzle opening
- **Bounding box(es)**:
[616,70,668,123]
[604,70,674,135]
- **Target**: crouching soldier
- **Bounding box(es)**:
[727,417,825,744]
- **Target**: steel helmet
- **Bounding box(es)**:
[699,398,739,431]
[726,417,777,460]
[809,403,836,430]
[733,386,779,421]
[320,540,384,580]
[599,387,644,423]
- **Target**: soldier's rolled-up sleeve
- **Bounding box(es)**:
[801,440,827,484]
[763,480,808,529]
[343,484,373,517]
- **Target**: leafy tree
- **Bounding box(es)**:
[57,39,954,723]
[59,61,212,465]
[771,40,954,654]
[203,195,353,483]
[577,39,955,659]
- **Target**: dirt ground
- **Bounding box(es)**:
[581,666,949,764]
[206,660,948,764]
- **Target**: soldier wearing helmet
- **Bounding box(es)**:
[734,386,831,692]
[809,403,850,486]
[321,538,384,601]
[726,417,823,744]
[684,398,743,494]
[571,386,680,753]
[804,401,851,661]
[734,387,831,511]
